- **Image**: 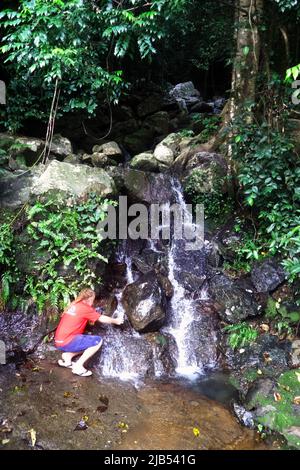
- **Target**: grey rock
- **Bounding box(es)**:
[251,259,286,293]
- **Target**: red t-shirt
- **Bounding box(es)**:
[54,301,101,347]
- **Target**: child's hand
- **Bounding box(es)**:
[114,317,124,326]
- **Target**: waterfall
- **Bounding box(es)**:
[163,178,217,378]
[98,177,218,380]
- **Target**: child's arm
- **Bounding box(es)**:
[98,315,123,326]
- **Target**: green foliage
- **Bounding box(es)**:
[193,115,221,143]
[23,193,116,313]
[0,194,115,314]
[230,109,300,279]
[265,297,300,336]
[0,0,190,131]
[253,369,300,449]
[184,164,231,221]
[223,322,258,350]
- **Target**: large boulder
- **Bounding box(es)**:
[251,259,286,293]
[31,160,116,199]
[209,273,260,323]
[129,152,159,172]
[177,151,228,194]
[121,272,167,333]
[0,161,116,208]
[0,133,73,165]
[169,81,202,112]
[153,143,174,166]
[123,169,175,204]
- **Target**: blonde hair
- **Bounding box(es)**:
[73,288,95,304]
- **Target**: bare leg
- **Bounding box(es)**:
[61,351,82,365]
[72,342,102,372]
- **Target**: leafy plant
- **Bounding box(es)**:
[0,0,190,131]
[265,297,300,335]
[230,105,300,280]
[23,193,116,314]
[223,322,258,350]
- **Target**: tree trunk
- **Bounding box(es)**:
[229,0,264,121]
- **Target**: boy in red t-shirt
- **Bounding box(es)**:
[55,288,123,377]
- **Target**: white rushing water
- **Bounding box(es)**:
[100,177,217,380]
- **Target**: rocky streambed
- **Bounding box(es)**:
[0,357,273,451]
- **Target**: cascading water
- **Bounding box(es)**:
[163,179,217,378]
[98,177,218,381]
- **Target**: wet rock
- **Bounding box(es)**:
[122,272,166,333]
[251,259,286,293]
[179,272,206,293]
[157,274,174,299]
[242,370,300,449]
[174,151,228,198]
[129,153,159,172]
[206,241,222,268]
[0,310,49,359]
[244,378,277,410]
[99,329,155,376]
[209,273,260,323]
[224,333,291,375]
[131,249,165,274]
[233,403,255,428]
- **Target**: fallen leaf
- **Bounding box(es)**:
[293,396,300,405]
[97,405,108,413]
[99,395,109,406]
[83,415,89,422]
[63,391,72,398]
[118,422,128,430]
[193,427,200,437]
[257,369,263,375]
[39,384,43,392]
[274,392,282,402]
[263,352,272,364]
[28,428,36,447]
[1,439,10,445]
[260,324,269,332]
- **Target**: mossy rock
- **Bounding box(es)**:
[245,370,300,449]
